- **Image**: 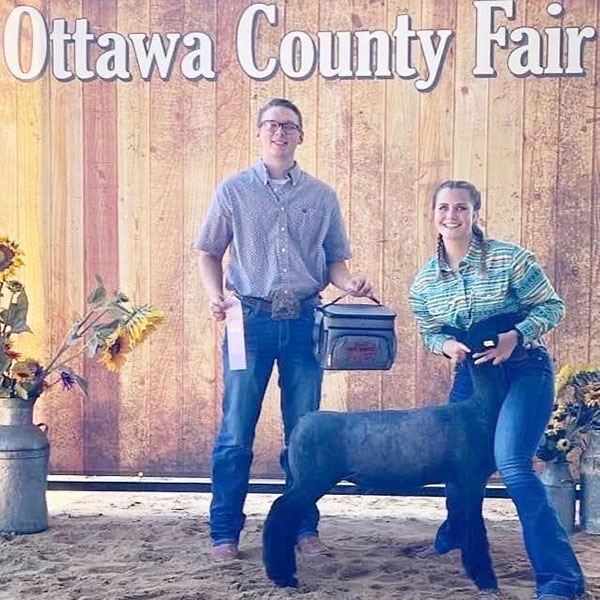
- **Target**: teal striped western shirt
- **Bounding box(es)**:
[409,237,565,355]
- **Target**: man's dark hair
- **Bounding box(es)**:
[257,98,303,130]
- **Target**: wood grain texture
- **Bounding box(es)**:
[180,0,218,476]
[520,0,561,358]
[485,1,524,244]
[453,1,487,189]
[381,0,421,411]
[116,0,151,475]
[38,0,85,474]
[145,0,186,473]
[14,0,49,366]
[554,0,596,368]
[0,0,18,238]
[81,0,120,474]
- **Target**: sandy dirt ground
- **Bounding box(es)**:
[0,491,598,600]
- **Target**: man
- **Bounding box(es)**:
[196,98,373,562]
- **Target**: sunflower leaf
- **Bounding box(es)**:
[87,275,106,306]
[2,290,30,334]
[93,319,120,339]
[87,334,102,358]
[9,320,32,334]
[74,374,89,396]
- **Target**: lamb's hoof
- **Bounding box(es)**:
[474,577,498,592]
[270,574,299,588]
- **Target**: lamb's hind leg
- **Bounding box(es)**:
[458,482,498,591]
[263,483,328,588]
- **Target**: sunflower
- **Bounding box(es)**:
[124,305,164,348]
[0,237,24,281]
[97,326,131,372]
[583,383,600,408]
[10,358,43,382]
[556,438,570,452]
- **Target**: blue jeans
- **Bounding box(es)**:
[209,297,323,545]
[437,347,585,598]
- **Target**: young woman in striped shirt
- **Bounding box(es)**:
[409,180,585,600]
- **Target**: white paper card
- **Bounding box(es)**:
[224,296,247,371]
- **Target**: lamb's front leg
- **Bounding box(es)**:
[458,482,498,591]
[435,482,467,554]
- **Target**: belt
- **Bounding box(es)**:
[235,293,320,312]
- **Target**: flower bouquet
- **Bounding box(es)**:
[0,236,164,401]
[537,364,600,463]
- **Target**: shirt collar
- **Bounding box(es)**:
[253,160,302,186]
[436,234,485,274]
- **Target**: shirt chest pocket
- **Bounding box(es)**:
[288,204,325,240]
[289,203,322,222]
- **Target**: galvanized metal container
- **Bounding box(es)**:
[540,460,575,534]
[0,393,49,534]
[581,429,600,534]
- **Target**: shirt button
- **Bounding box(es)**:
[281,227,285,232]
[280,206,285,211]
[281,248,286,253]
[283,268,287,273]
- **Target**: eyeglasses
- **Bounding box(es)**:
[260,120,301,134]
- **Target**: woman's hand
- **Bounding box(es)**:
[472,330,519,366]
[442,339,471,367]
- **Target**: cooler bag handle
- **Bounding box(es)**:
[322,291,381,309]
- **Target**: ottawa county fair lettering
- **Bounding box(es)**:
[2,1,597,90]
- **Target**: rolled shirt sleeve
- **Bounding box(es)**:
[323,190,352,263]
[194,183,232,257]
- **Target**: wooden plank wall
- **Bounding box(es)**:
[1,0,598,477]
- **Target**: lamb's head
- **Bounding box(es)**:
[442,312,525,405]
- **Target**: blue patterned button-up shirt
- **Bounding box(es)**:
[195,160,352,299]
[409,237,565,354]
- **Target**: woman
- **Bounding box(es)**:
[409,180,585,600]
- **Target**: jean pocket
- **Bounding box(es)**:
[240,299,260,320]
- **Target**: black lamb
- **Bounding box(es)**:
[263,312,524,591]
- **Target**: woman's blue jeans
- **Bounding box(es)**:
[209,298,322,545]
[436,347,585,598]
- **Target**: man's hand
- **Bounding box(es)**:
[473,330,519,366]
[346,274,374,299]
[209,294,227,321]
[442,339,471,368]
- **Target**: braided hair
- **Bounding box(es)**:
[433,180,487,276]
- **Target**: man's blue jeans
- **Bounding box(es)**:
[209,297,322,545]
[437,347,585,598]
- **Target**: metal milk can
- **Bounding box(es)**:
[0,393,49,533]
[540,459,575,534]
[581,429,600,534]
